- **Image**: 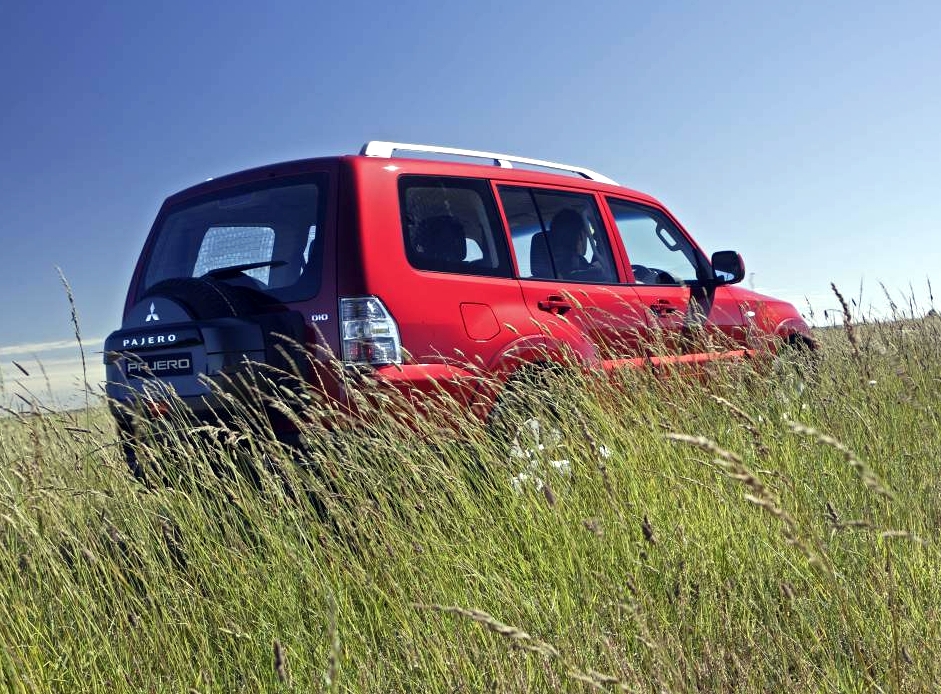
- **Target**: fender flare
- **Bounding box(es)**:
[488,333,600,378]
[773,318,817,350]
[464,333,600,419]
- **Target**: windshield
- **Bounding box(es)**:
[139,174,327,303]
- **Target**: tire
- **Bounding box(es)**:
[488,368,573,492]
[121,432,144,482]
[126,277,266,484]
[772,334,819,389]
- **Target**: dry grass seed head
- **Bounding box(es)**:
[324,595,341,689]
[786,421,894,499]
[413,603,559,659]
[666,433,831,575]
[412,604,634,691]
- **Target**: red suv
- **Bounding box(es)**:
[105,141,812,464]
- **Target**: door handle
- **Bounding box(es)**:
[538,295,573,315]
[650,300,679,315]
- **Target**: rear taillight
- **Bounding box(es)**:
[339,296,402,365]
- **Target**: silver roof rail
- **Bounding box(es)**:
[360,140,618,185]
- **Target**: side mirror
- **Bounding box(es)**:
[711,250,745,285]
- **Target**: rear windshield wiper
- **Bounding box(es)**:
[203,260,286,280]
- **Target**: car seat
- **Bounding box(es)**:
[415,215,467,271]
[529,232,554,279]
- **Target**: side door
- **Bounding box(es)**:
[390,174,534,369]
[496,184,649,369]
[603,197,747,360]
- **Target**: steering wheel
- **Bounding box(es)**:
[631,264,655,284]
[632,264,682,285]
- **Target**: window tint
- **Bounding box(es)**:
[607,199,705,285]
[499,186,617,283]
[399,176,512,277]
[141,175,327,303]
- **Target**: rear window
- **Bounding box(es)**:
[399,176,512,278]
[140,174,327,303]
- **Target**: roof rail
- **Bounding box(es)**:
[360,141,618,185]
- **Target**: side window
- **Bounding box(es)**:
[499,186,617,283]
[607,199,705,285]
[399,176,512,277]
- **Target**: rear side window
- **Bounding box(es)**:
[399,176,512,277]
[140,174,327,303]
[499,186,617,283]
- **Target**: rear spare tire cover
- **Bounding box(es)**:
[142,277,268,319]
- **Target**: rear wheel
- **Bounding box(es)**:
[121,432,144,482]
[488,368,573,492]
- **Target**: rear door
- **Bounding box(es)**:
[603,197,746,360]
[117,166,339,396]
[374,173,533,370]
[496,184,649,369]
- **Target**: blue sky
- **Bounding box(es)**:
[1,0,939,405]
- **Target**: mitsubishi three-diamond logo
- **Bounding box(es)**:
[145,302,160,322]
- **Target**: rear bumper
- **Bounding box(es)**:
[109,360,498,438]
[367,362,497,420]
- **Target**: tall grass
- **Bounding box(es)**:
[1,314,941,692]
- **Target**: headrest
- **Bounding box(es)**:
[529,231,553,279]
[549,208,587,253]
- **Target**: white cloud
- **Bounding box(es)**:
[0,337,106,358]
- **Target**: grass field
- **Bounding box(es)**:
[1,313,940,692]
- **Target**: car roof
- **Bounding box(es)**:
[161,151,664,210]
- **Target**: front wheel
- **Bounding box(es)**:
[772,334,819,389]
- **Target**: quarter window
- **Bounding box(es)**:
[607,199,705,285]
[499,187,617,283]
[399,176,512,277]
